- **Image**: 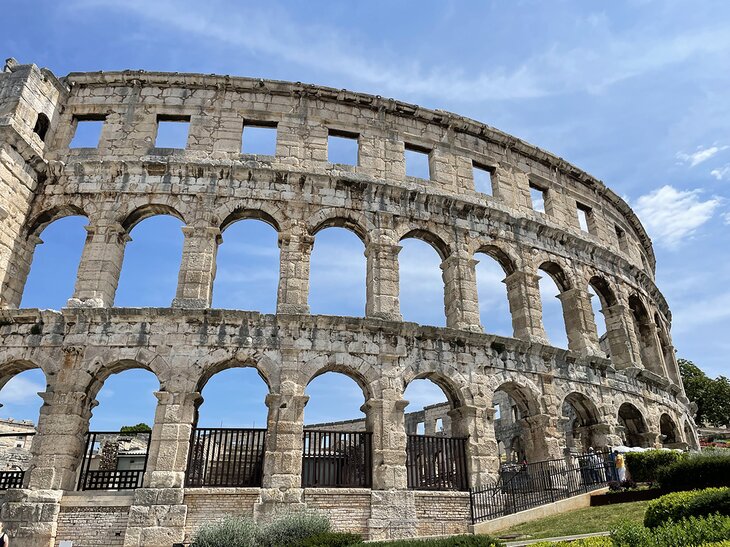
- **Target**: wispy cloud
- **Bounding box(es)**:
[677,145,728,167]
[634,186,721,249]
[711,165,730,181]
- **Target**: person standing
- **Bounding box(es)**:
[615,451,626,482]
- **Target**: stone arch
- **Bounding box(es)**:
[588,276,618,308]
[617,402,650,447]
[84,356,166,402]
[660,413,681,446]
[33,112,50,141]
[683,419,699,450]
[538,261,571,292]
[403,371,466,411]
[195,353,276,396]
[0,358,48,392]
[214,199,287,233]
[121,204,186,232]
[399,229,451,260]
[307,208,372,245]
[302,354,378,402]
[25,204,88,239]
[561,392,604,451]
[220,208,281,233]
[654,313,680,385]
[628,294,665,376]
[476,244,517,275]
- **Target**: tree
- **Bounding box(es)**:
[120,423,152,434]
[679,359,730,427]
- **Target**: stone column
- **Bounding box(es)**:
[503,271,548,343]
[67,221,129,307]
[556,288,600,355]
[661,342,682,388]
[601,304,636,369]
[519,414,564,462]
[643,322,669,379]
[441,252,482,332]
[276,228,313,314]
[0,233,40,309]
[123,391,199,547]
[449,405,498,487]
[171,226,220,308]
[573,423,612,451]
[365,242,402,321]
[363,396,409,490]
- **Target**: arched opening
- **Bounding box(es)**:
[660,413,681,447]
[617,403,650,448]
[403,376,468,490]
[79,366,160,491]
[33,112,50,141]
[212,219,280,311]
[655,314,680,385]
[561,392,602,453]
[538,263,569,349]
[0,364,46,477]
[116,214,185,307]
[684,420,699,451]
[304,371,370,488]
[589,276,617,358]
[628,295,664,376]
[188,364,270,487]
[492,382,545,465]
[399,233,448,327]
[475,248,513,337]
[309,226,366,317]
[20,215,88,309]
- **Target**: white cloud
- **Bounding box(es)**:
[723,212,730,225]
[711,165,730,180]
[677,145,728,167]
[634,185,721,249]
[1,375,44,404]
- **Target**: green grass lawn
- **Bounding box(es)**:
[496,500,651,540]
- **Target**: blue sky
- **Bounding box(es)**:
[1,0,729,432]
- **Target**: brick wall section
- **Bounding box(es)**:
[183,488,260,542]
[303,488,371,537]
[415,491,470,537]
[54,506,129,547]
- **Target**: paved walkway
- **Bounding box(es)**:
[504,531,610,546]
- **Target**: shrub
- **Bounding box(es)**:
[289,532,363,546]
[624,450,684,484]
[644,487,730,528]
[257,510,332,547]
[367,534,503,546]
[522,537,612,546]
[612,514,730,546]
[657,453,730,492]
[192,516,258,547]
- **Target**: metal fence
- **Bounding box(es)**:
[0,470,24,490]
[302,430,372,488]
[77,431,151,491]
[406,434,469,491]
[470,451,616,523]
[185,428,266,487]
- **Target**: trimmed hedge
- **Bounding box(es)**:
[657,454,730,492]
[624,450,683,484]
[644,487,730,528]
[611,514,730,546]
[367,535,503,546]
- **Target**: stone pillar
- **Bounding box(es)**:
[363,397,409,490]
[573,423,612,451]
[276,228,313,314]
[503,271,548,343]
[365,242,402,321]
[441,252,482,332]
[171,226,220,308]
[662,343,682,388]
[643,322,669,379]
[1,233,40,309]
[519,414,564,462]
[67,221,129,307]
[449,405,498,487]
[123,391,199,547]
[556,288,600,355]
[601,304,636,369]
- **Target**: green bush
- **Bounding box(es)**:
[624,450,684,484]
[258,511,332,546]
[192,516,258,547]
[644,487,730,528]
[367,534,503,546]
[611,514,730,546]
[657,454,730,492]
[522,537,612,546]
[289,531,363,546]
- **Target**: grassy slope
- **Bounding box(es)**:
[495,500,651,540]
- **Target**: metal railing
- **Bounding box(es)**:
[470,451,616,523]
[77,431,151,491]
[185,428,266,487]
[0,470,24,489]
[302,430,372,488]
[406,434,469,491]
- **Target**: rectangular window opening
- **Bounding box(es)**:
[473,162,494,195]
[242,121,278,156]
[615,225,629,253]
[405,144,431,180]
[327,129,359,165]
[416,422,425,435]
[577,203,592,233]
[155,115,190,149]
[69,115,105,149]
[529,183,547,213]
[493,403,501,420]
[435,418,444,433]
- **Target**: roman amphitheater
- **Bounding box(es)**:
[0,59,697,546]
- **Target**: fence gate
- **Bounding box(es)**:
[301,430,372,488]
[77,431,151,491]
[406,435,468,491]
[185,427,266,487]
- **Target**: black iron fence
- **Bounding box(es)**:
[185,427,266,487]
[302,430,372,488]
[0,470,24,489]
[406,434,469,491]
[470,451,616,523]
[77,431,151,491]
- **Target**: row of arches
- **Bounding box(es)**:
[17,207,673,372]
